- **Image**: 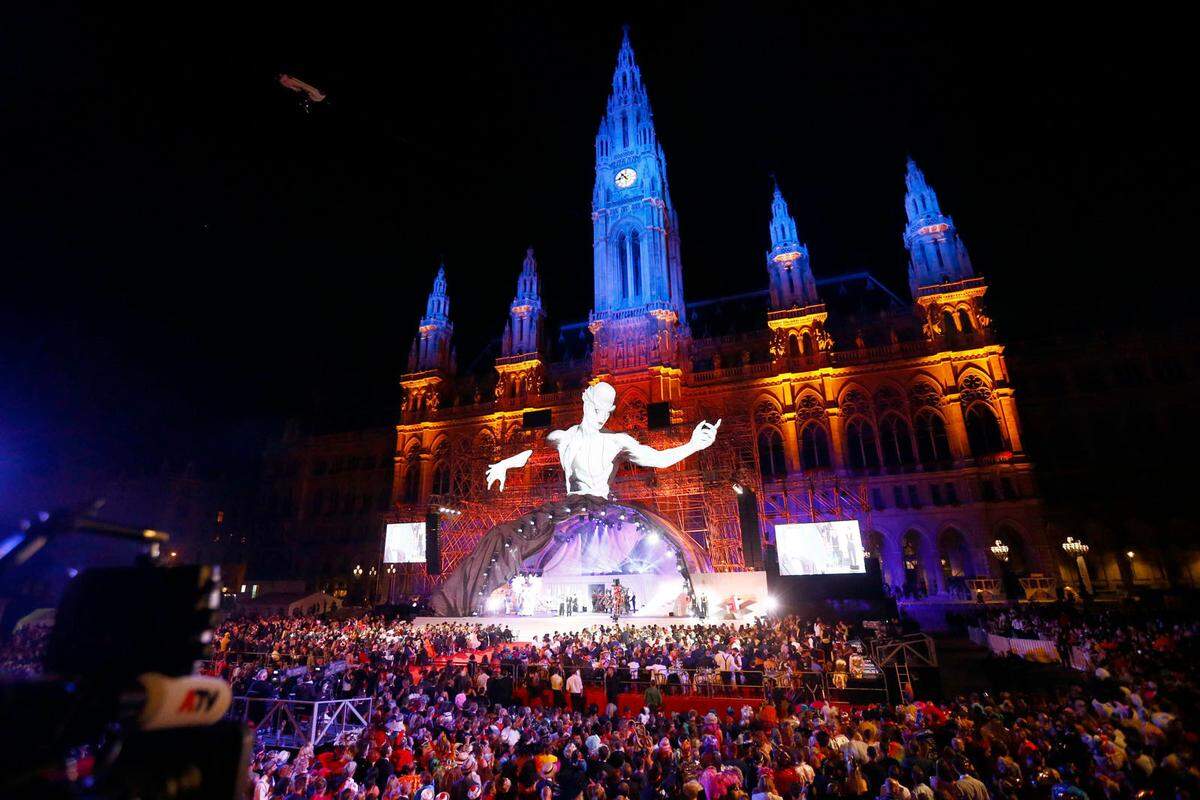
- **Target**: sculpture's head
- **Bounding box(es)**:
[581,381,617,431]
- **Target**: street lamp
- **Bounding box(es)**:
[353,564,363,578]
[989,539,1010,561]
[1061,537,1091,595]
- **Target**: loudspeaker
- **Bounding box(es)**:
[647,402,671,429]
[764,543,780,582]
[425,510,441,575]
[736,488,763,571]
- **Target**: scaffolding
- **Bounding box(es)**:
[394,398,872,589]
[226,696,374,748]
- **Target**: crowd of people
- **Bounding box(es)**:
[3,599,1198,800]
[205,614,861,707]
[975,602,1200,684]
[202,604,1196,800]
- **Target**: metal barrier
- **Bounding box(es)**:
[226,696,374,748]
[604,668,772,699]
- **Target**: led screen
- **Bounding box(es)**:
[775,520,865,576]
[383,522,427,564]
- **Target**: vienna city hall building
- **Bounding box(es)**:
[367,29,1054,607]
[251,31,1075,610]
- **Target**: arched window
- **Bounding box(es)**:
[965,404,1006,456]
[800,424,831,470]
[432,462,451,496]
[403,462,421,503]
[802,332,814,355]
[617,234,628,299]
[845,419,880,472]
[757,428,787,478]
[942,309,956,334]
[902,531,926,595]
[914,411,952,466]
[938,527,973,579]
[630,230,642,296]
[879,415,916,469]
[788,333,801,357]
[621,112,629,147]
[958,309,973,333]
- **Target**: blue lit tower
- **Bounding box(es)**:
[765,178,830,361]
[589,27,689,388]
[495,248,546,401]
[401,265,455,413]
[902,158,991,339]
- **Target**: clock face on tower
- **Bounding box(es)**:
[614,168,638,189]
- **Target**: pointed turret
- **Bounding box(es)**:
[609,25,649,110]
[903,158,990,340]
[400,264,455,416]
[903,158,974,295]
[500,248,545,358]
[766,177,818,310]
[412,265,455,374]
[421,265,451,327]
[764,176,829,362]
[514,247,541,304]
[495,249,546,402]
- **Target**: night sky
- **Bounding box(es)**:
[2,4,1194,519]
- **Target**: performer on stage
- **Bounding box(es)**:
[430,382,720,616]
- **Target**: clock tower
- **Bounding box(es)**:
[589,27,689,384]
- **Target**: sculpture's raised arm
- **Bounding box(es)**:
[485,448,533,492]
[621,419,721,469]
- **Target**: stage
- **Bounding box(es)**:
[411,612,762,640]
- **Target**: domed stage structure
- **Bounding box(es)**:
[429,495,712,618]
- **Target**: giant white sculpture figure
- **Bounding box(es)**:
[484,381,720,496]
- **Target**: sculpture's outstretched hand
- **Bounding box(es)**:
[485,449,534,492]
[486,462,510,492]
[690,418,722,451]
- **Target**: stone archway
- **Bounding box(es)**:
[901,529,936,598]
[938,527,973,598]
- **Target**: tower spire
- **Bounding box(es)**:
[401,263,455,416]
[413,264,454,372]
[495,248,546,402]
[903,157,972,294]
[502,248,545,357]
[903,157,990,341]
[610,25,645,102]
[764,177,829,362]
[589,27,689,375]
[766,178,817,309]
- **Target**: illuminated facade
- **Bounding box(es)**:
[387,28,1052,602]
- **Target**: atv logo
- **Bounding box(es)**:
[177,688,219,714]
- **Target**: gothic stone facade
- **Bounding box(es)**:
[387,29,1051,600]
